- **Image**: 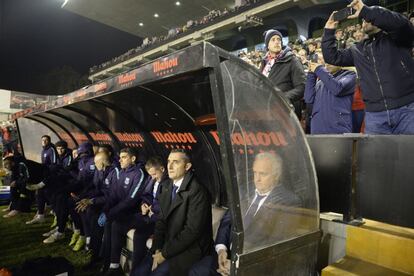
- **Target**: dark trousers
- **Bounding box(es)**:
[68,197,84,235]
[131,253,169,276]
[189,255,218,276]
[110,214,148,264]
[101,221,113,267]
[10,187,32,212]
[131,224,155,272]
[352,109,365,133]
[85,206,104,258]
[54,192,69,233]
[36,188,48,215]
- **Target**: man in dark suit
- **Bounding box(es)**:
[190,152,302,275]
[244,152,301,252]
[140,149,214,276]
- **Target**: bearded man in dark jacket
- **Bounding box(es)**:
[260,29,306,119]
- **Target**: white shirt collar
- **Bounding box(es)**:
[173,177,184,191]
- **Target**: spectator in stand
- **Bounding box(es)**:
[261,29,306,119]
[335,29,346,49]
[307,41,318,61]
[322,0,414,134]
[353,29,365,42]
[304,53,356,134]
[352,77,366,133]
[298,49,309,72]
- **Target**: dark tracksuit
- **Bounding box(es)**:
[46,150,73,205]
[9,162,34,212]
[100,163,147,266]
[69,154,96,235]
[80,165,119,257]
[37,144,57,215]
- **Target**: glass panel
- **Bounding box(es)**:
[220,60,319,253]
[17,118,59,162]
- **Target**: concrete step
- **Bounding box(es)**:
[346,219,414,274]
[322,256,411,276]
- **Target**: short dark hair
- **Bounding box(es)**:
[308,41,317,47]
[55,140,68,148]
[41,135,51,142]
[120,147,137,159]
[145,156,164,170]
[170,149,190,163]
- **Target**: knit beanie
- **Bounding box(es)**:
[264,29,283,50]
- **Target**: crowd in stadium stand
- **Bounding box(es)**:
[89,0,265,74]
[239,9,414,135]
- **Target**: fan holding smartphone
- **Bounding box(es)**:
[322,0,414,135]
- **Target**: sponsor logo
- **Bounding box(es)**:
[209,130,287,147]
[94,82,107,93]
[125,177,130,185]
[118,72,136,85]
[153,57,179,76]
[151,131,197,144]
[90,165,95,170]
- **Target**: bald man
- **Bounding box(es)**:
[76,151,119,268]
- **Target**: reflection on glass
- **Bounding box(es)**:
[220,60,319,254]
[243,152,301,251]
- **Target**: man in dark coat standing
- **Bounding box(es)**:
[260,29,306,119]
[144,149,213,276]
[322,0,414,134]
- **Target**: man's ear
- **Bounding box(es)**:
[185,162,192,172]
[131,156,136,163]
[160,167,165,172]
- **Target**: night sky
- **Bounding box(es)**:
[0,0,142,94]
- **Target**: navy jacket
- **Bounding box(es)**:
[56,149,73,169]
[86,165,120,206]
[77,155,96,188]
[322,5,414,112]
[141,172,168,224]
[216,210,232,250]
[103,162,147,221]
[41,144,57,166]
[304,67,356,134]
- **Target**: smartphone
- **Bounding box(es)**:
[333,7,353,22]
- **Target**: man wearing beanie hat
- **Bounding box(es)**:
[260,29,306,119]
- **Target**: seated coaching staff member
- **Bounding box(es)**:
[146,149,214,276]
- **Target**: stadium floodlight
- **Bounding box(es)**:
[61,0,69,8]
[175,1,181,6]
[139,22,144,27]
[154,13,159,18]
